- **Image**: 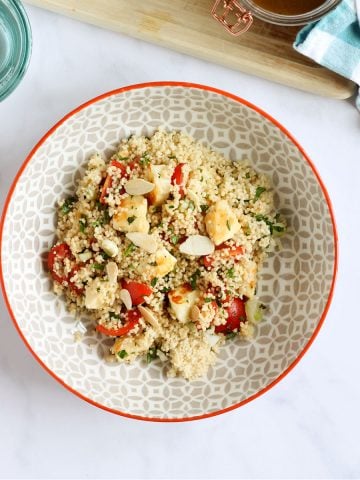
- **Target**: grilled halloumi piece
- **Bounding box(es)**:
[84,277,116,310]
[153,247,177,277]
[112,195,149,233]
[205,200,240,246]
[146,164,172,206]
[168,284,200,323]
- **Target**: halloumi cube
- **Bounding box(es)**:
[146,164,172,206]
[168,284,200,323]
[205,200,240,246]
[112,195,149,233]
[153,247,177,277]
[85,277,116,310]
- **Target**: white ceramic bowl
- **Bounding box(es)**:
[0,82,337,421]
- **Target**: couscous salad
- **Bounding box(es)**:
[48,130,285,380]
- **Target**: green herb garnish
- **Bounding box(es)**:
[190,269,201,290]
[200,204,209,213]
[79,217,87,233]
[127,216,136,224]
[226,332,237,340]
[226,267,235,278]
[254,186,266,201]
[124,242,135,257]
[61,196,76,215]
[118,350,128,359]
[140,152,151,166]
[170,234,179,245]
[226,220,231,231]
[204,297,212,303]
[146,347,158,364]
[100,251,110,260]
[151,277,158,287]
[168,155,176,159]
[109,312,120,320]
[92,263,104,270]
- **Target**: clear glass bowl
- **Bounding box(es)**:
[241,0,341,25]
[0,0,32,101]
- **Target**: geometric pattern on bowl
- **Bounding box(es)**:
[0,82,337,421]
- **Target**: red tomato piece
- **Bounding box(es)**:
[171,163,186,197]
[99,159,137,204]
[99,174,113,204]
[47,243,71,284]
[203,243,244,268]
[215,297,247,333]
[121,280,153,305]
[96,309,141,336]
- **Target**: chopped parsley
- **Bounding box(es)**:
[101,210,110,225]
[127,216,136,224]
[160,286,170,294]
[168,155,176,159]
[124,242,135,257]
[79,217,87,233]
[116,155,129,161]
[146,347,158,364]
[254,186,266,201]
[151,277,158,287]
[204,297,212,303]
[245,172,251,179]
[92,263,104,270]
[253,214,285,235]
[226,220,231,231]
[200,204,209,213]
[226,267,235,278]
[61,196,76,215]
[117,350,128,359]
[100,251,110,260]
[109,312,120,320]
[190,269,201,290]
[140,152,150,166]
[188,200,195,210]
[226,332,237,340]
[170,234,179,245]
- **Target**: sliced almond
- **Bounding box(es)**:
[190,304,200,322]
[126,232,157,253]
[179,235,215,256]
[138,305,161,332]
[106,261,118,284]
[120,289,132,310]
[125,178,155,196]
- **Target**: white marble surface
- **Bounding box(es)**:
[1,4,360,479]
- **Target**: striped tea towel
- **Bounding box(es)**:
[294,0,360,109]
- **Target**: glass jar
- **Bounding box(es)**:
[0,0,32,101]
[211,0,341,36]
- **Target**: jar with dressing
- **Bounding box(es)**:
[211,0,341,35]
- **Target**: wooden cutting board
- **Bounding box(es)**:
[25,0,356,98]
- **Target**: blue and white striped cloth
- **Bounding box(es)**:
[294,0,360,109]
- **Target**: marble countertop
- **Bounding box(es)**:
[1,4,360,479]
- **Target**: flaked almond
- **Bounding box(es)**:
[190,304,200,322]
[106,261,118,284]
[125,178,155,196]
[179,235,214,256]
[120,289,132,310]
[138,305,161,332]
[126,232,157,253]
